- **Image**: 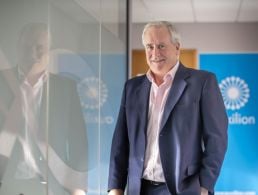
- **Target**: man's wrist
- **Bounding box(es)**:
[200,186,208,195]
[108,189,123,195]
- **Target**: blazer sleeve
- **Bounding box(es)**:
[108,83,129,192]
[199,73,228,192]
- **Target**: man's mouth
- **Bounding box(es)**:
[151,59,165,63]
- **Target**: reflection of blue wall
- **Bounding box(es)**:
[56,53,126,194]
[200,54,258,193]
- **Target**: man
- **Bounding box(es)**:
[0,23,87,195]
[108,21,228,195]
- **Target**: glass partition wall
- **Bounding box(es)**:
[0,0,128,194]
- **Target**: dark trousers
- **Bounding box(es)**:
[140,179,171,195]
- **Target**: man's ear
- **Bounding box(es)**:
[176,43,180,50]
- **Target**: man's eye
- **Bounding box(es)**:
[158,44,165,49]
[146,45,153,50]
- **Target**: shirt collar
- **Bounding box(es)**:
[18,66,48,88]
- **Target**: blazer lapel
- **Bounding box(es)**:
[160,64,190,131]
[135,77,151,135]
[38,75,50,142]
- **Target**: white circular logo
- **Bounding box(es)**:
[78,77,108,110]
[219,76,250,110]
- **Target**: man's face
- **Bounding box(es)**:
[18,30,49,73]
[143,26,180,77]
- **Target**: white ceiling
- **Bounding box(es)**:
[132,0,258,23]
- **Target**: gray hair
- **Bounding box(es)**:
[142,21,181,46]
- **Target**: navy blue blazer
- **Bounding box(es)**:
[108,63,228,195]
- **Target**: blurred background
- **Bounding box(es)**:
[0,0,257,194]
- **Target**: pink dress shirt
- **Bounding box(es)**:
[142,62,179,182]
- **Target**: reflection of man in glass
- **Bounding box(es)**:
[0,23,87,195]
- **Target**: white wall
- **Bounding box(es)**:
[132,22,258,53]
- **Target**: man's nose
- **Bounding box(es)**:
[152,46,161,57]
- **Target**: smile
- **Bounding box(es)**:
[151,59,165,63]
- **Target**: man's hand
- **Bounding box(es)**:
[72,189,86,195]
[108,189,123,195]
[201,187,208,195]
